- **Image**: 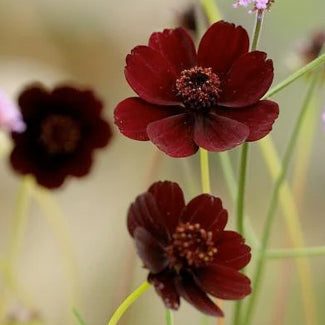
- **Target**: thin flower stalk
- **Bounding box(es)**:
[166,309,174,325]
[199,148,225,325]
[244,71,321,325]
[233,10,265,325]
[31,186,80,325]
[266,246,325,259]
[107,282,151,325]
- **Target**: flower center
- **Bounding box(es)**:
[39,114,81,155]
[175,66,221,110]
[166,222,217,270]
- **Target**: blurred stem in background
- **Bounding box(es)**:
[32,186,80,325]
[244,71,322,325]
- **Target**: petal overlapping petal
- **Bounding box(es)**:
[181,194,228,235]
[193,113,249,152]
[219,51,274,107]
[127,192,169,243]
[148,181,185,236]
[195,264,251,300]
[134,227,168,273]
[149,28,197,74]
[176,273,224,316]
[148,271,180,310]
[215,100,279,141]
[147,113,198,157]
[125,46,180,106]
[198,21,249,76]
[114,97,178,141]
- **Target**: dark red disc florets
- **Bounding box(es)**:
[175,66,221,111]
[39,114,81,155]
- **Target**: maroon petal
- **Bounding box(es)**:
[125,46,180,106]
[215,100,279,141]
[193,113,249,152]
[219,51,274,108]
[147,113,198,157]
[176,274,224,317]
[197,21,249,76]
[148,271,180,310]
[149,28,197,74]
[134,227,168,273]
[127,192,169,243]
[114,97,178,141]
[148,181,185,236]
[181,194,228,235]
[195,264,251,300]
[214,231,251,270]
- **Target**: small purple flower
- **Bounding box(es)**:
[0,89,26,133]
[322,109,325,132]
[233,0,275,12]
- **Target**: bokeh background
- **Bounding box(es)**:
[0,0,324,324]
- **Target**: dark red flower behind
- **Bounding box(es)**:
[10,84,112,189]
[128,181,251,316]
[115,20,279,157]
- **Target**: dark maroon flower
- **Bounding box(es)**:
[128,181,251,316]
[115,21,279,157]
[10,84,112,189]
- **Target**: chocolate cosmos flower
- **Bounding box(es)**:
[128,181,251,316]
[10,84,112,189]
[115,21,279,157]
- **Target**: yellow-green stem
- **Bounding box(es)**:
[107,282,150,325]
[200,0,221,23]
[199,148,211,193]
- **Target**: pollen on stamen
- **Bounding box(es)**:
[166,222,218,269]
[175,66,221,110]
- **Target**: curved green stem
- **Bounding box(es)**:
[264,52,325,99]
[107,282,150,325]
[243,71,321,325]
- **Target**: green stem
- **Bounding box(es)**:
[200,0,221,23]
[264,52,325,99]
[199,148,211,193]
[266,246,325,259]
[243,71,321,325]
[73,308,88,325]
[233,11,264,325]
[251,10,264,51]
[107,282,150,325]
[236,143,249,235]
[166,309,174,325]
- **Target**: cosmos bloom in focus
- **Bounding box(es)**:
[10,84,112,189]
[128,181,251,316]
[115,21,279,157]
[233,0,275,12]
[0,88,25,133]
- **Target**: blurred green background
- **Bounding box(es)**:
[0,0,324,324]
